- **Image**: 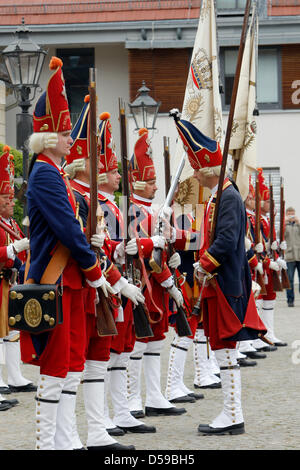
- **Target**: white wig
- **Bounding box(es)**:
[28,132,58,154]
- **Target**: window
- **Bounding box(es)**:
[56,48,94,124]
[221,47,281,109]
[216,0,247,11]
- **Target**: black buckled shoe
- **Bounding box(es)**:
[88,443,136,451]
[119,424,156,433]
[145,406,186,416]
[194,382,221,389]
[8,383,37,393]
[169,395,196,403]
[259,345,277,352]
[274,341,288,347]
[188,392,204,400]
[130,410,145,419]
[0,401,12,411]
[238,358,257,367]
[107,426,125,436]
[0,387,11,395]
[1,398,18,407]
[198,422,245,435]
[245,351,267,359]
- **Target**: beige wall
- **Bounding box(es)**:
[0,81,6,144]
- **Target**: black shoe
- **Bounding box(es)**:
[107,426,125,436]
[87,443,136,451]
[188,392,204,400]
[130,410,145,419]
[245,351,267,359]
[145,406,186,417]
[169,395,196,403]
[259,346,277,352]
[119,424,156,433]
[8,383,37,393]
[274,341,288,347]
[238,358,257,367]
[0,387,11,395]
[288,302,294,307]
[198,422,245,435]
[194,382,221,389]
[73,447,87,450]
[0,401,12,411]
[1,398,19,407]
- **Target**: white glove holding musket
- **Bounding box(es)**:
[255,242,264,253]
[276,257,287,270]
[254,262,263,275]
[90,233,106,249]
[63,158,86,179]
[245,237,252,252]
[119,280,145,306]
[86,274,115,297]
[269,260,280,272]
[193,261,214,281]
[11,237,30,254]
[266,240,278,251]
[168,252,181,269]
[280,240,287,251]
[161,276,184,307]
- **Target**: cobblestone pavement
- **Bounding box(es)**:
[1,292,300,451]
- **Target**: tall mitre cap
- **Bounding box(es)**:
[0,145,14,196]
[169,108,222,170]
[257,168,270,201]
[67,95,90,164]
[97,111,118,175]
[33,56,72,133]
[129,127,156,184]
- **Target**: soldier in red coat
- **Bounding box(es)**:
[21,57,111,450]
[0,146,34,411]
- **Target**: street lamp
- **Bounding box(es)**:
[128,81,161,130]
[1,19,47,185]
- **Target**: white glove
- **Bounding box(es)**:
[90,233,105,249]
[120,282,145,306]
[113,241,125,264]
[193,261,206,276]
[254,262,263,275]
[64,158,86,179]
[245,237,252,252]
[168,252,181,269]
[151,235,166,249]
[252,280,261,299]
[271,240,278,251]
[255,242,264,253]
[269,261,280,272]
[276,257,287,270]
[86,274,114,297]
[280,241,287,251]
[125,238,138,255]
[168,285,184,307]
[158,205,173,220]
[12,238,29,253]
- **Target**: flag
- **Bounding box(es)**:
[171,0,223,212]
[230,5,258,201]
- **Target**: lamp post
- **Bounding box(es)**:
[1,19,47,197]
[128,81,161,131]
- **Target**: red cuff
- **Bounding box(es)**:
[199,250,220,274]
[82,260,102,282]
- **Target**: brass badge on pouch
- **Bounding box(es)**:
[24,299,42,328]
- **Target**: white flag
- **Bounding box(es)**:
[171,0,223,184]
[231,7,258,200]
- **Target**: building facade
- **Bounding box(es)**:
[0,0,299,216]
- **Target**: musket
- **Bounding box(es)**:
[88,69,118,337]
[279,178,290,289]
[254,173,267,295]
[119,98,153,339]
[269,175,282,292]
[162,136,192,337]
[149,152,185,273]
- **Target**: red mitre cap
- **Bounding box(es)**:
[33,56,72,133]
[257,168,270,201]
[98,112,118,174]
[0,145,14,196]
[129,128,156,183]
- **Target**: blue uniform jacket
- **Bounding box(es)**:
[26,156,99,285]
